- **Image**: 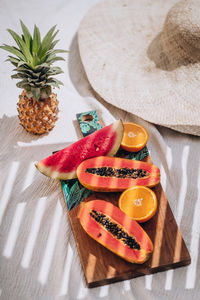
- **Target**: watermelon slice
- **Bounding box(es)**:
[35,120,124,180]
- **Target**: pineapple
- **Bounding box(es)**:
[0,20,67,134]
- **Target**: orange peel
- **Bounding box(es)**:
[121,122,148,152]
[119,186,157,223]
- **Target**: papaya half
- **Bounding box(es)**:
[77,156,160,192]
[79,200,153,264]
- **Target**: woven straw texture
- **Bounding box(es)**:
[78,0,200,135]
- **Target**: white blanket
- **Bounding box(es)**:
[0,0,199,299]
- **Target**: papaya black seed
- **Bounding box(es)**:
[86,167,149,179]
[90,210,140,250]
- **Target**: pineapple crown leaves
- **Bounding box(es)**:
[0,20,68,100]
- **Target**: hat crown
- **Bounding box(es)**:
[78,0,200,136]
[164,0,200,55]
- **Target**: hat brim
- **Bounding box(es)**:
[78,0,200,135]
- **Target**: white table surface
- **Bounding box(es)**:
[0,0,200,299]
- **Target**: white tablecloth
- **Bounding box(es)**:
[0,0,200,299]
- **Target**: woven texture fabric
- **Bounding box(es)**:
[0,0,200,299]
[78,0,200,135]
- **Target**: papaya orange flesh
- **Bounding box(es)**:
[79,200,153,264]
[77,156,160,192]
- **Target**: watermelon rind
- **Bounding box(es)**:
[106,120,124,157]
[35,120,124,180]
[35,161,76,180]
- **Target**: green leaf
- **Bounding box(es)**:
[9,61,18,67]
[49,39,59,50]
[27,77,39,83]
[51,29,59,42]
[62,180,91,210]
[7,29,24,50]
[11,73,28,79]
[34,67,50,74]
[44,29,59,52]
[39,74,47,80]
[7,55,20,63]
[39,25,57,57]
[46,82,59,88]
[40,86,52,98]
[14,65,31,73]
[1,21,67,86]
[43,52,55,61]
[40,48,67,65]
[31,87,40,100]
[47,49,68,55]
[47,66,64,75]
[20,20,32,49]
[35,62,50,69]
[46,56,65,64]
[115,146,149,160]
[43,29,59,53]
[32,25,41,54]
[0,44,26,61]
[16,80,30,88]
[11,74,20,79]
[7,28,33,63]
[6,55,20,66]
[18,60,28,67]
[46,78,63,88]
[32,54,40,66]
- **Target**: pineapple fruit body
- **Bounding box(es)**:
[17,90,59,135]
[0,21,67,135]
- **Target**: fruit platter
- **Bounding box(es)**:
[36,110,191,288]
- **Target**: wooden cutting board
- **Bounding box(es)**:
[64,112,191,288]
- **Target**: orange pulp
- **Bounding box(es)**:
[121,122,148,152]
[119,186,157,222]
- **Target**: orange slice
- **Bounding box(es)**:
[119,186,157,223]
[121,122,148,152]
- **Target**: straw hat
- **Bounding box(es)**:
[78,0,200,135]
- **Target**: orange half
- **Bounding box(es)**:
[121,122,148,152]
[119,186,157,223]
